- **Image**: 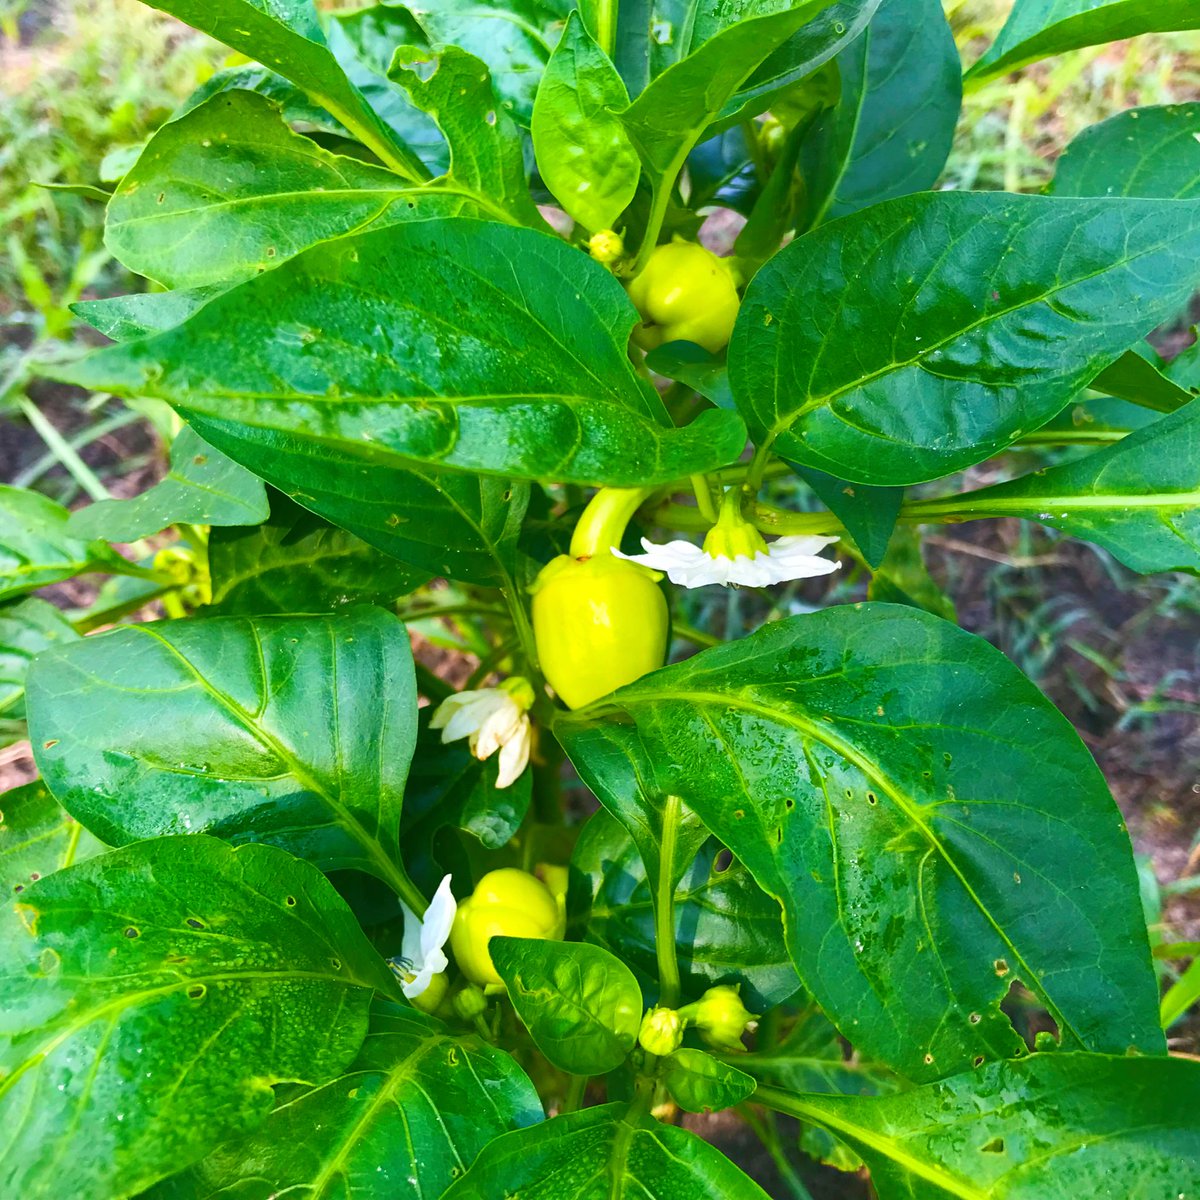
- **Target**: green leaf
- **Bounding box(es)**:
[1050,102,1200,200]
[788,462,901,567]
[0,779,105,897]
[140,0,427,179]
[73,285,224,341]
[730,192,1200,486]
[644,343,735,410]
[572,808,799,1010]
[532,13,638,232]
[0,485,127,602]
[1090,344,1197,413]
[388,46,545,227]
[556,604,1163,1082]
[802,0,961,227]
[189,418,531,586]
[868,526,956,620]
[0,598,79,720]
[442,1103,772,1198]
[154,1002,543,1200]
[764,1051,1200,1198]
[26,609,419,889]
[67,427,268,543]
[105,90,464,290]
[908,400,1200,576]
[207,493,428,615]
[0,835,395,1198]
[966,0,1200,84]
[491,937,643,1075]
[662,1048,756,1113]
[55,220,747,488]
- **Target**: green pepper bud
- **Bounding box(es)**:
[452,984,488,1021]
[679,985,757,1052]
[639,1006,685,1056]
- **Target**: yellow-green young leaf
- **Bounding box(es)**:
[0,779,105,896]
[153,1003,544,1200]
[442,1104,772,1199]
[0,836,397,1199]
[533,13,639,233]
[662,1049,756,1114]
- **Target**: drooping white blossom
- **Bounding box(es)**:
[429,678,534,788]
[389,873,456,999]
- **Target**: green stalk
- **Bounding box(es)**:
[654,794,683,1008]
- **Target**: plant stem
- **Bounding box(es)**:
[691,474,718,523]
[593,0,617,58]
[739,1107,815,1200]
[654,794,683,1008]
[672,620,723,649]
[499,563,540,677]
[562,1072,589,1114]
[569,486,657,557]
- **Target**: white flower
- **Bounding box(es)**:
[390,873,456,999]
[429,678,534,789]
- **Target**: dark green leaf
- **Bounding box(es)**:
[908,400,1200,576]
[55,221,746,488]
[442,1103,772,1198]
[789,462,901,567]
[644,343,734,409]
[867,526,955,620]
[207,493,428,614]
[571,808,799,1011]
[0,485,127,601]
[106,90,463,290]
[765,1051,1200,1199]
[532,12,639,232]
[967,0,1200,83]
[662,1048,756,1113]
[154,1002,543,1200]
[0,836,395,1198]
[67,427,268,542]
[491,937,642,1075]
[175,62,346,134]
[0,779,105,897]
[1051,102,1200,200]
[1090,344,1196,413]
[730,192,1200,486]
[140,0,427,179]
[802,0,961,226]
[0,598,79,720]
[557,605,1163,1082]
[26,609,418,888]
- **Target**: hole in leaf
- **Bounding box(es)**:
[993,958,1009,977]
[42,740,58,750]
[185,918,205,930]
[733,809,745,820]
[187,984,206,1000]
[124,926,140,939]
[923,1053,934,1065]
[981,1137,1005,1154]
[973,1055,986,1068]
[284,895,296,907]
[968,1012,981,1025]
[866,792,878,806]
[714,849,733,873]
[784,798,795,810]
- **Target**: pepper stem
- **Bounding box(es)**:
[569,486,657,558]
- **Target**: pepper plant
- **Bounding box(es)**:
[3,0,1200,1196]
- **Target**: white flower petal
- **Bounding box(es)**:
[470,698,523,760]
[616,533,841,589]
[495,717,531,789]
[399,900,423,969]
[402,962,436,999]
[421,874,457,961]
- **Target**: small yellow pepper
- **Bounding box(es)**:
[627,239,741,353]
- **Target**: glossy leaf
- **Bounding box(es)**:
[0,836,396,1198]
[73,285,224,340]
[557,604,1163,1081]
[802,0,961,226]
[140,0,426,179]
[491,937,642,1075]
[0,779,105,898]
[106,90,463,290]
[868,527,956,620]
[0,598,78,720]
[26,609,418,887]
[789,462,901,567]
[766,1052,1200,1198]
[0,485,127,602]
[661,1048,756,1113]
[967,0,1200,83]
[207,494,428,615]
[532,13,639,232]
[1090,344,1196,413]
[730,192,1200,486]
[67,427,268,542]
[572,808,799,1011]
[442,1103,772,1198]
[388,46,545,226]
[644,343,735,410]
[56,221,746,488]
[155,1002,543,1200]
[1050,102,1200,200]
[909,400,1200,576]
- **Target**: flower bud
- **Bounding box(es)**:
[639,1006,685,1056]
[680,985,757,1052]
[453,984,488,1020]
[588,229,624,265]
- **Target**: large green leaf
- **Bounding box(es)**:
[572,808,799,1010]
[491,937,643,1075]
[802,0,961,226]
[0,836,395,1199]
[1050,102,1200,200]
[67,426,269,543]
[966,0,1200,83]
[730,192,1200,486]
[0,485,127,602]
[762,1052,1200,1198]
[206,493,428,615]
[442,1103,772,1198]
[26,609,419,889]
[55,221,746,488]
[0,779,105,897]
[106,90,464,289]
[556,604,1163,1082]
[907,399,1200,576]
[0,598,78,720]
[140,0,427,179]
[154,1002,543,1200]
